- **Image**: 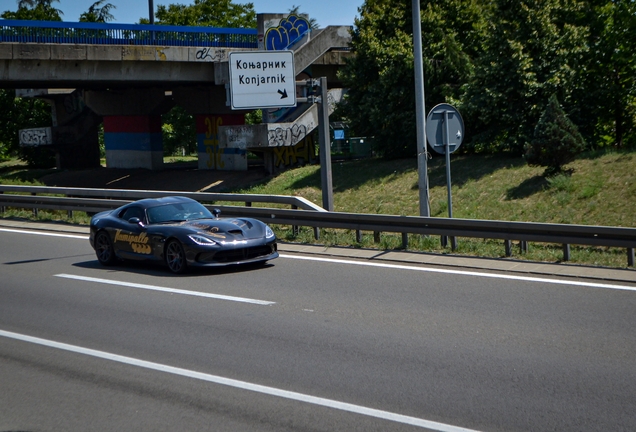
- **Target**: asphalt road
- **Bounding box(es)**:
[1,227,636,431]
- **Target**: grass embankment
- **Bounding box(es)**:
[232,149,636,267]
[1,149,635,267]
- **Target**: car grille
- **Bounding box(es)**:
[197,245,276,263]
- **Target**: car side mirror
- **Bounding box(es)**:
[128,217,146,229]
[212,208,221,219]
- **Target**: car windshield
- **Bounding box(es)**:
[146,201,213,224]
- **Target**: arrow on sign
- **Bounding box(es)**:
[278,89,288,99]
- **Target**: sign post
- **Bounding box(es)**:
[426,103,465,249]
[317,77,333,211]
[227,52,333,212]
[228,51,296,110]
[412,0,430,217]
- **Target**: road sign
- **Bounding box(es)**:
[425,103,464,154]
[425,104,465,244]
[228,51,296,110]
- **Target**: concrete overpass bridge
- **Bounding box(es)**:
[0,15,352,171]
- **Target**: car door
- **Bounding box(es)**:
[112,206,152,259]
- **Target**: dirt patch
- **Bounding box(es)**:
[40,162,272,193]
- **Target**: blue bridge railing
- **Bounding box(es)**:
[0,19,258,48]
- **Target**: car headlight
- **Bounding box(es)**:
[265,226,275,239]
[188,234,218,246]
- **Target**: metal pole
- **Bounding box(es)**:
[412,0,430,217]
[148,0,154,24]
[444,110,456,250]
[444,110,453,219]
[317,77,334,211]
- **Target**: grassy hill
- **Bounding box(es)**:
[235,149,635,227]
[1,149,635,267]
[230,149,635,268]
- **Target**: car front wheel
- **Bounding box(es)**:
[165,240,187,274]
[95,231,116,266]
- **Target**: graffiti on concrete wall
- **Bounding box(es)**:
[274,136,314,168]
[63,93,84,115]
[268,123,308,147]
[264,14,310,50]
[194,47,227,62]
[204,116,225,169]
[19,127,52,146]
[225,125,255,147]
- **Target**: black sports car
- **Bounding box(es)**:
[89,196,278,273]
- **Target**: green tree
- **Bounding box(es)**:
[525,94,586,176]
[140,0,256,27]
[79,0,116,22]
[462,0,589,155]
[162,106,196,156]
[0,90,54,165]
[338,0,488,159]
[1,0,63,20]
[581,0,636,148]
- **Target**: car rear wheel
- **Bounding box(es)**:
[165,240,187,274]
[95,231,116,266]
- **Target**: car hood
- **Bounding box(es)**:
[177,218,268,241]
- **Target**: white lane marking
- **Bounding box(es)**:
[0,329,479,432]
[2,227,633,292]
[0,227,88,239]
[280,254,636,292]
[54,274,275,305]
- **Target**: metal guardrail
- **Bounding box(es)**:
[0,19,258,48]
[0,185,634,266]
[0,185,324,211]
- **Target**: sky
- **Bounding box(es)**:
[0,0,362,27]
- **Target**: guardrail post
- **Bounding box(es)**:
[374,231,380,243]
[402,232,408,249]
[505,240,512,257]
[520,241,528,254]
[67,210,73,218]
[442,236,457,250]
[314,227,320,240]
[0,190,4,214]
[628,248,634,267]
[292,205,299,236]
[31,192,38,217]
[356,230,362,243]
[245,202,252,207]
[563,244,571,262]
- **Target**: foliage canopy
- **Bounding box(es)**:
[338,0,636,160]
[139,0,256,27]
[338,0,489,159]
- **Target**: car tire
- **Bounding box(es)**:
[165,239,187,274]
[95,230,117,266]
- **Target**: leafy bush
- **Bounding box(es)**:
[17,146,57,168]
[524,95,586,176]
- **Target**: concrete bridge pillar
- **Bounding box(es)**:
[195,114,246,170]
[17,89,101,170]
[103,115,163,169]
[84,88,173,169]
[173,86,248,170]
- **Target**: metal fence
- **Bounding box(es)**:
[0,19,258,48]
[0,185,634,266]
